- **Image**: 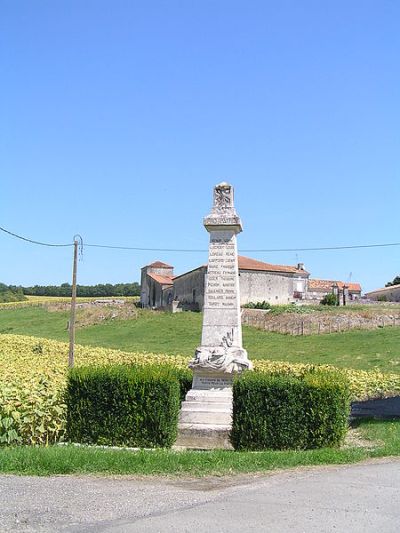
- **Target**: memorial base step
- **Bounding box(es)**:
[176,386,234,449]
[175,423,233,450]
[179,408,232,425]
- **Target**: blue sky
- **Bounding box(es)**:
[1,0,399,292]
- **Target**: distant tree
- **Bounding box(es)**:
[0,283,27,302]
[21,282,140,297]
[385,276,400,287]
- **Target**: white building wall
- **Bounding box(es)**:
[366,286,400,302]
[239,270,306,305]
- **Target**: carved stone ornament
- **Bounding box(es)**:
[189,346,253,374]
[214,182,233,209]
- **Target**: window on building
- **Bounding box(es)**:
[296,281,303,293]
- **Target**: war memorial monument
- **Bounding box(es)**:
[176,182,252,449]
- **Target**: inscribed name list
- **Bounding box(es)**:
[205,235,238,309]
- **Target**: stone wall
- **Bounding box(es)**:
[173,267,308,309]
[306,289,361,303]
[366,286,400,302]
[173,267,206,311]
[239,270,306,305]
[241,308,400,335]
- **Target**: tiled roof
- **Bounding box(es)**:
[173,256,308,279]
[147,273,174,285]
[147,261,173,269]
[308,279,361,292]
[238,256,309,275]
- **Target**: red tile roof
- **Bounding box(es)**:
[308,279,361,292]
[147,272,174,285]
[172,256,308,279]
[147,261,173,269]
[238,256,308,275]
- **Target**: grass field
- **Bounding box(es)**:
[0,306,400,373]
[0,295,139,309]
[0,419,398,476]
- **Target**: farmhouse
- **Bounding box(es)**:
[365,283,400,302]
[140,258,363,309]
[307,279,362,303]
[141,256,310,310]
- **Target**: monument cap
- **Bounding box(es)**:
[203,182,242,232]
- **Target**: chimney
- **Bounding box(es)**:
[297,263,304,270]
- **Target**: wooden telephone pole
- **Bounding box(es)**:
[68,235,82,368]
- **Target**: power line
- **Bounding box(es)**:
[85,243,208,252]
[1,224,400,253]
[0,225,73,247]
[79,242,400,252]
[241,242,400,252]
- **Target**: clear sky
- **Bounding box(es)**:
[1,0,399,292]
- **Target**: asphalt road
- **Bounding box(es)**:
[1,459,399,532]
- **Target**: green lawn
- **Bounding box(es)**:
[0,420,398,476]
[1,306,400,373]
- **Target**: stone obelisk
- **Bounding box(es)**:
[176,182,252,449]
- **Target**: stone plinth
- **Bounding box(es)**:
[175,373,233,449]
[176,183,252,449]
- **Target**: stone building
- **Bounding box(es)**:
[140,256,310,310]
[365,283,400,302]
[307,279,362,303]
[140,261,174,308]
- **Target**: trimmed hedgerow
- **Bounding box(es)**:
[231,370,350,451]
[65,365,189,448]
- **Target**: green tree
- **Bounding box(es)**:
[385,276,400,287]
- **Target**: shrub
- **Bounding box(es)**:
[242,301,271,310]
[231,370,350,451]
[320,293,338,306]
[2,334,400,446]
[65,365,188,448]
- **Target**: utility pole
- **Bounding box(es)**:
[69,235,82,368]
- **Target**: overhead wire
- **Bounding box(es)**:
[0,225,73,247]
[1,224,400,253]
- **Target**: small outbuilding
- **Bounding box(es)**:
[140,261,174,308]
[365,283,400,302]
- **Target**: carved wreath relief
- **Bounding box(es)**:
[190,328,252,374]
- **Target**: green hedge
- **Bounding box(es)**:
[65,365,191,448]
[231,370,350,450]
